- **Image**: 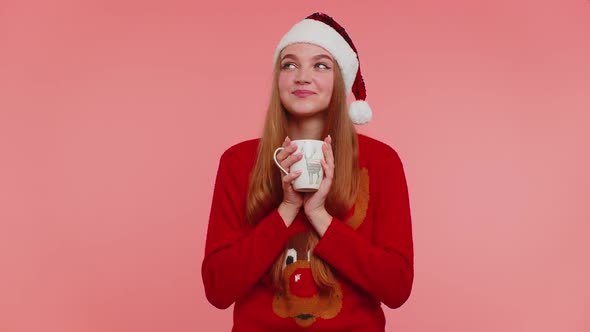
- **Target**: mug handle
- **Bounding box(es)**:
[273,147,289,176]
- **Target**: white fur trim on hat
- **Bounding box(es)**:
[348,100,373,125]
[274,19,359,95]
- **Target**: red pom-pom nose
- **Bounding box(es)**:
[289,268,319,298]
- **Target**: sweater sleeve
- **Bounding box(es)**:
[313,146,414,309]
[201,149,291,309]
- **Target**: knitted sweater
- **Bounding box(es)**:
[202,134,414,331]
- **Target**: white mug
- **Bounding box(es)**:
[273,140,325,192]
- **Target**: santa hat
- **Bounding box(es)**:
[274,12,372,125]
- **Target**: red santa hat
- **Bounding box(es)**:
[274,12,372,125]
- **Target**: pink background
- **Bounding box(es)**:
[1,0,589,331]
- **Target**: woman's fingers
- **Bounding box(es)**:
[323,135,334,176]
[276,137,299,163]
[282,170,302,187]
[282,151,302,169]
[276,137,303,172]
[315,136,335,194]
[274,137,291,162]
[318,159,333,190]
[321,158,334,180]
[326,135,334,165]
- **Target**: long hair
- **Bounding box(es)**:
[246,58,360,292]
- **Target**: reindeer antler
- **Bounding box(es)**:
[303,142,315,159]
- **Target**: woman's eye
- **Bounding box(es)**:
[281,63,296,69]
[316,63,331,69]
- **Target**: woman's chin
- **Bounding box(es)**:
[285,106,327,119]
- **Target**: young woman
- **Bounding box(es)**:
[202,12,414,331]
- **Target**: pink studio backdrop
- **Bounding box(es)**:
[1,0,589,331]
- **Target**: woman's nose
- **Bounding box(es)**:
[294,68,312,84]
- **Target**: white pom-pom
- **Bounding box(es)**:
[348,100,373,125]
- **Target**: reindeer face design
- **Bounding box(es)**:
[272,232,343,327]
[271,168,371,327]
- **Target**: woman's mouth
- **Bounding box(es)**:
[293,90,315,97]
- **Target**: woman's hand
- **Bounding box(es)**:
[303,135,334,236]
[276,136,304,226]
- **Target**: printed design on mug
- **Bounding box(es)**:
[301,141,322,185]
[271,168,370,326]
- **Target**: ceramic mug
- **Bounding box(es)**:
[273,139,325,192]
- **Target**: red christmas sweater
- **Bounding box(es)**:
[202,134,414,331]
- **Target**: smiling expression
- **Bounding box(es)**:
[278,43,335,119]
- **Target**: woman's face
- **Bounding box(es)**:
[278,43,335,119]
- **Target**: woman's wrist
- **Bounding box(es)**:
[305,208,332,237]
[278,202,300,227]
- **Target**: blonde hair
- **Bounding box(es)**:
[246,58,359,291]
